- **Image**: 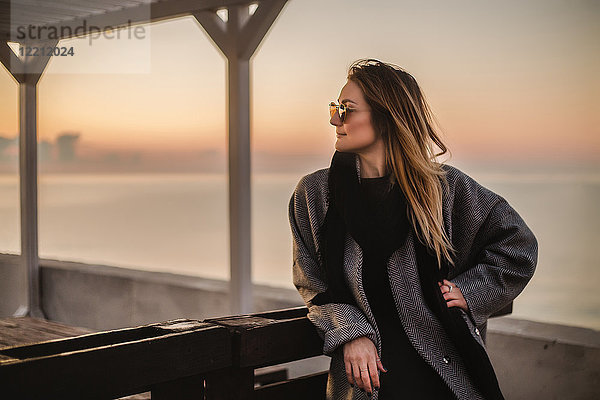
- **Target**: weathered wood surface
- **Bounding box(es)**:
[200,307,325,399]
[206,306,323,369]
[0,318,231,400]
[0,317,93,363]
[1,319,204,360]
[0,317,151,399]
[0,317,93,348]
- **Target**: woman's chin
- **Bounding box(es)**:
[334,141,349,152]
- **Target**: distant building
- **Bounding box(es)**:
[56,133,80,162]
[0,135,17,161]
[38,139,53,162]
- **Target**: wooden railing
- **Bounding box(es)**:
[0,304,511,399]
[0,306,324,399]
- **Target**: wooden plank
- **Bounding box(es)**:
[252,306,309,320]
[0,321,231,400]
[255,366,288,386]
[0,317,94,363]
[0,319,204,359]
[0,317,93,348]
[207,314,323,368]
[238,317,323,368]
[117,393,151,400]
[255,371,328,400]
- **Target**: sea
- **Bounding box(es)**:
[0,170,598,330]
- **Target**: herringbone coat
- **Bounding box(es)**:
[288,155,538,400]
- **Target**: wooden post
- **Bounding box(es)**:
[193,0,288,315]
[0,39,56,319]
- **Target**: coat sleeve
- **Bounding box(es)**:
[451,196,538,327]
[289,176,377,356]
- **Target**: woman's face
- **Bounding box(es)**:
[330,80,382,155]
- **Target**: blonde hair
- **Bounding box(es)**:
[348,59,456,268]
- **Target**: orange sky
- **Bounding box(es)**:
[0,0,598,167]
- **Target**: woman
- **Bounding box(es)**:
[288,59,538,400]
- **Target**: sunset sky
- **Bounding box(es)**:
[0,0,598,170]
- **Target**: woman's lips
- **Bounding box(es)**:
[336,133,347,137]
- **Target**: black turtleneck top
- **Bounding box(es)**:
[359,175,455,399]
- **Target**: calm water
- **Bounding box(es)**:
[0,171,598,330]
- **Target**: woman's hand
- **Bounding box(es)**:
[439,279,469,311]
[342,336,387,395]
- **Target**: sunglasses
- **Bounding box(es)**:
[329,102,353,123]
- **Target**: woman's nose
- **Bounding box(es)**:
[330,111,342,126]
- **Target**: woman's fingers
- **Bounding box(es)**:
[351,362,379,393]
[439,280,468,311]
[368,358,380,393]
[352,363,366,391]
[376,357,387,373]
[345,360,354,387]
[446,299,465,308]
[445,297,468,311]
[342,336,384,393]
[443,279,461,292]
[439,279,455,293]
[442,291,459,300]
[353,364,372,393]
[360,365,372,394]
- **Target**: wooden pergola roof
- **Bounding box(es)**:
[1,0,254,41]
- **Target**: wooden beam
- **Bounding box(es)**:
[0,316,93,349]
[206,309,323,368]
[0,309,332,399]
[238,0,287,59]
[193,7,230,57]
[0,40,22,81]
[0,319,231,399]
[3,0,253,42]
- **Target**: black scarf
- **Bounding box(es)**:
[316,151,504,400]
